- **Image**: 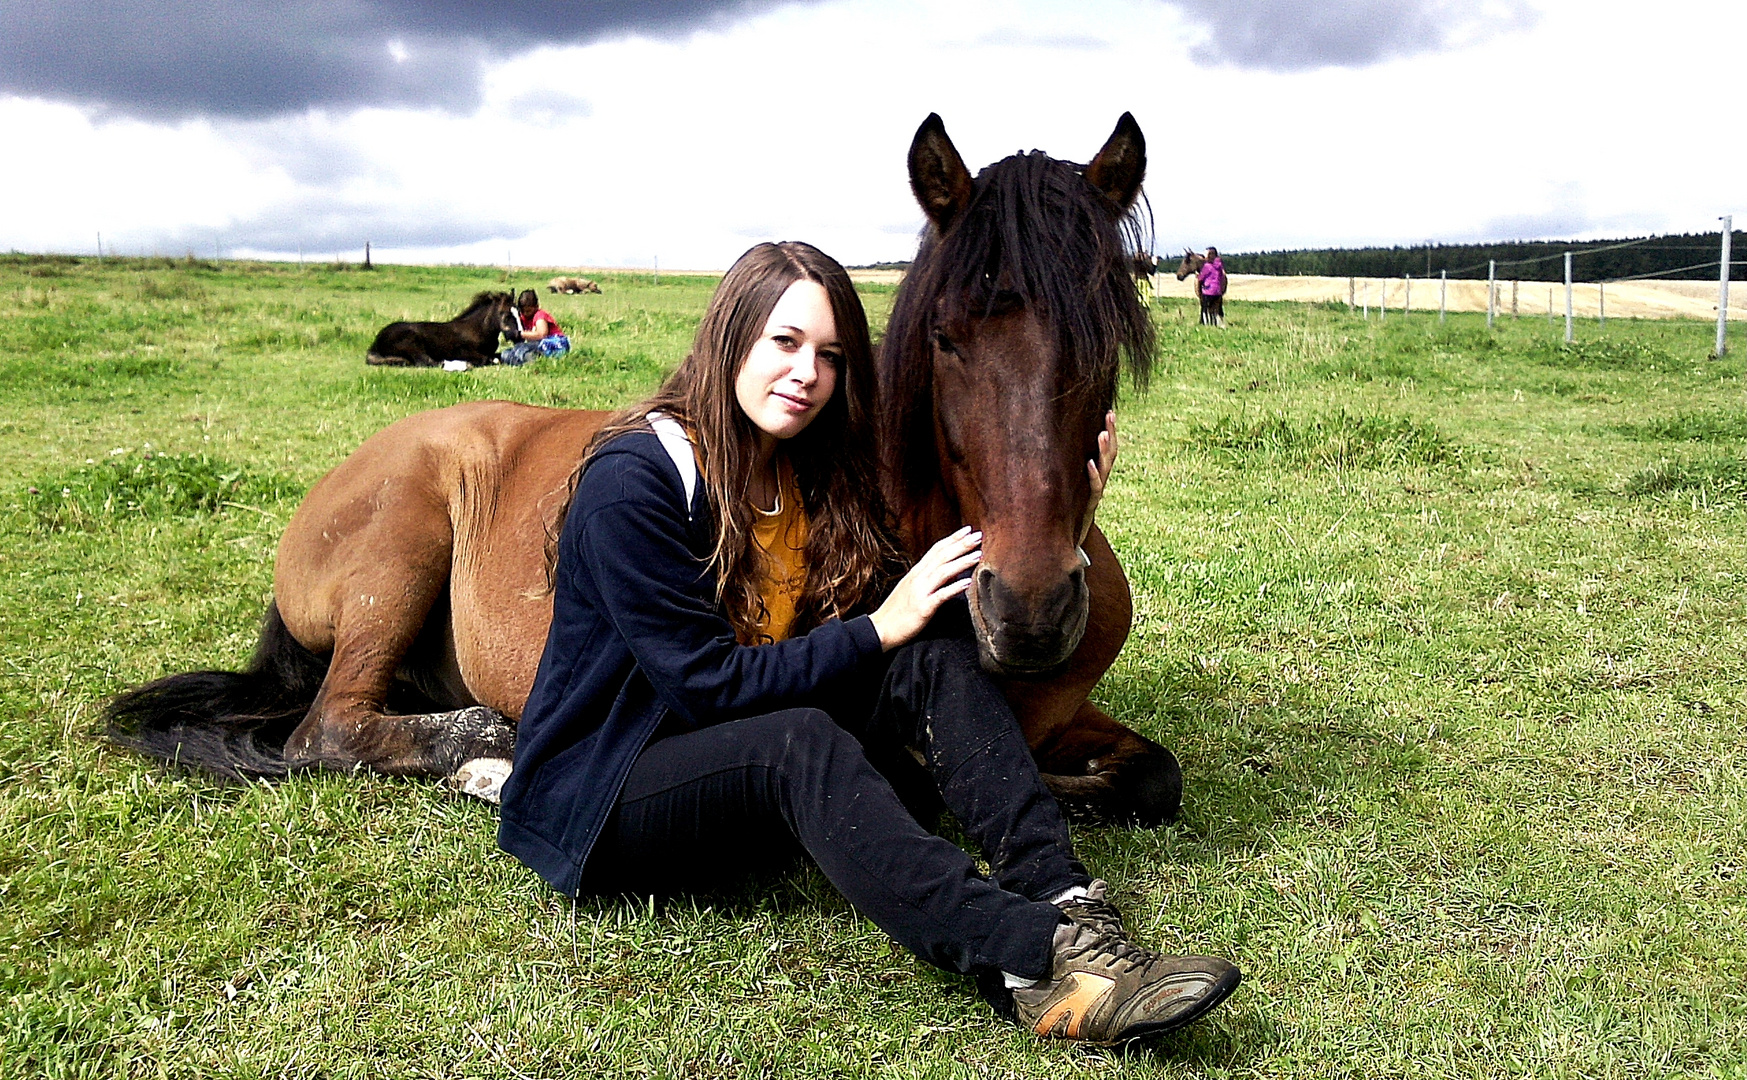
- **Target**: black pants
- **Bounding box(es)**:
[580,636,1088,980]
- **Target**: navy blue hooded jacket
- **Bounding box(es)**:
[497,431,885,897]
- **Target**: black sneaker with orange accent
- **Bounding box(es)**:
[1011,922,1240,1045]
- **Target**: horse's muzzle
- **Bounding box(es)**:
[968,564,1089,678]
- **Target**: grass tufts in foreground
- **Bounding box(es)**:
[20,451,299,532]
[1184,410,1456,470]
[3,262,1746,1078]
[1623,452,1747,502]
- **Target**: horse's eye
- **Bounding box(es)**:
[932,330,957,356]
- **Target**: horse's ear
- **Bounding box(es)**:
[1084,112,1146,213]
[908,114,973,233]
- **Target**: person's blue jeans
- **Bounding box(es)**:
[497,333,570,366]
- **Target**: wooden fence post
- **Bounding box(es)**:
[1511,279,1518,318]
[1404,274,1411,314]
[1348,276,1356,312]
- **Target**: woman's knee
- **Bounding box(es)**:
[753,707,855,762]
[890,635,981,681]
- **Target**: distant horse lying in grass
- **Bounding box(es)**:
[365,291,521,367]
[547,277,601,295]
[106,112,1183,827]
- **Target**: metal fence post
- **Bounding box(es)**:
[1599,281,1606,328]
[1572,248,1586,340]
[1439,270,1447,323]
[1718,216,1733,358]
[1487,260,1496,329]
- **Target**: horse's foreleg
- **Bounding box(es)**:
[1000,526,1182,824]
[1034,702,1181,826]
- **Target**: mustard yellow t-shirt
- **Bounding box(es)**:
[747,459,808,644]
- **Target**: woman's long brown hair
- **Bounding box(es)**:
[557,241,904,642]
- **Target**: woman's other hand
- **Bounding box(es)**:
[868,526,982,651]
[1080,410,1118,545]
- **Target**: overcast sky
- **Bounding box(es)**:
[1,0,1737,268]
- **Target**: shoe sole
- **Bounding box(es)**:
[1097,966,1243,1046]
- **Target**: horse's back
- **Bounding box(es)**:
[276,401,608,715]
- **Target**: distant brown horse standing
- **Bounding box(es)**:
[1175,249,1224,327]
[365,291,521,367]
[105,113,1183,825]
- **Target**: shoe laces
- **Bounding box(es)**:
[1066,925,1156,975]
[1058,893,1124,936]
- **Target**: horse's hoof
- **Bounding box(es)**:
[1120,747,1183,827]
[448,757,513,805]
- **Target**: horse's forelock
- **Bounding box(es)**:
[881,149,1155,495]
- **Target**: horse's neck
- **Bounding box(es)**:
[463,306,499,338]
[893,483,961,558]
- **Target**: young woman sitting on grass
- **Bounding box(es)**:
[496,241,1241,1045]
[496,289,570,365]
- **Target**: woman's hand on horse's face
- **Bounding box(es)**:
[869,526,982,651]
[1080,411,1118,545]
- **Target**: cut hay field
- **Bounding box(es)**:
[1153,273,1747,322]
[3,254,1746,1079]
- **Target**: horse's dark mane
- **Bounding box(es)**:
[457,290,509,317]
[879,149,1155,499]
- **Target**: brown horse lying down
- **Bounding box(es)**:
[364,291,521,367]
[107,114,1183,825]
[548,277,601,294]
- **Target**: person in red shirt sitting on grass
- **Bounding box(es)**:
[497,289,571,366]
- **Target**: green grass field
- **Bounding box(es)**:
[3,254,1745,1078]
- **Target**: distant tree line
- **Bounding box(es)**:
[1220,231,1745,282]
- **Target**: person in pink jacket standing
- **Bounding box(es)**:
[1195,246,1226,327]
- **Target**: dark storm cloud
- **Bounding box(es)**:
[0,0,787,118]
[1167,0,1539,70]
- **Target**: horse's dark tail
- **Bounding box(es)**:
[103,601,329,780]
